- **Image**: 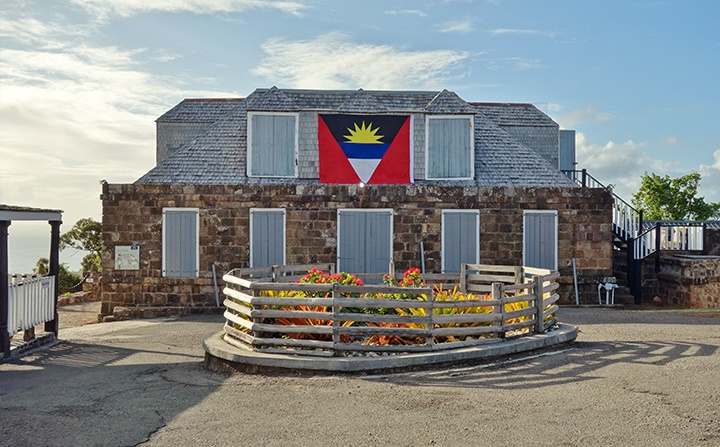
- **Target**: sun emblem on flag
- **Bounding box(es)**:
[338,121,390,182]
[344,121,384,144]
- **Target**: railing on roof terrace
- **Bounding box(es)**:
[562,169,642,242]
[634,223,705,260]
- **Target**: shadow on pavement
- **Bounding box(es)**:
[364,339,718,390]
[0,321,228,447]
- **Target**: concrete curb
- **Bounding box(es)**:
[106,306,225,322]
[203,323,578,374]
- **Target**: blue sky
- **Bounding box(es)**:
[1,0,719,272]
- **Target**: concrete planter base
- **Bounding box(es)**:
[203,323,578,375]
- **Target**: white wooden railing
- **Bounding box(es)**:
[634,224,705,260]
[6,276,56,335]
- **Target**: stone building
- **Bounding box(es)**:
[100,88,613,316]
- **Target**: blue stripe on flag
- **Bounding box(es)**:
[339,142,389,159]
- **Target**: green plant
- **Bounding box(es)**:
[60,218,102,273]
[254,267,538,346]
[275,305,353,342]
[632,172,720,220]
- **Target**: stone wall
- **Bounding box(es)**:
[100,183,613,315]
[704,228,720,256]
[651,255,720,308]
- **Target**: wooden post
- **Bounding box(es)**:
[460,263,467,294]
[426,287,434,349]
[250,285,260,340]
[581,169,587,188]
[332,283,340,351]
[534,275,544,333]
[513,266,523,294]
[44,220,61,335]
[492,282,505,339]
[1,220,11,359]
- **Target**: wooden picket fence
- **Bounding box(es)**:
[221,264,560,356]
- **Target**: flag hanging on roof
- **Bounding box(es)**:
[318,114,413,184]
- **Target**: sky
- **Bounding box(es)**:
[1,0,719,273]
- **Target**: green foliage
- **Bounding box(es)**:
[631,172,720,220]
[268,268,533,346]
[34,258,49,275]
[58,263,83,294]
[60,218,102,273]
[34,257,83,294]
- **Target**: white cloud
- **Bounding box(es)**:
[575,133,720,205]
[698,149,720,204]
[574,132,676,201]
[384,9,428,17]
[69,0,309,19]
[0,14,91,48]
[252,32,469,90]
[0,14,237,245]
[436,19,474,34]
[501,56,543,70]
[658,136,679,146]
[488,28,554,37]
[558,104,614,128]
[480,56,544,71]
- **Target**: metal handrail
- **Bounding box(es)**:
[562,169,642,241]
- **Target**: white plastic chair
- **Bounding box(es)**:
[598,282,619,305]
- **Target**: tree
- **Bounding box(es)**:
[35,258,49,275]
[631,172,720,220]
[33,257,83,293]
[60,218,102,273]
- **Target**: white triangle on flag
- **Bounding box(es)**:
[348,158,382,183]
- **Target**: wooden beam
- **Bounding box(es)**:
[44,221,61,335]
[1,220,10,359]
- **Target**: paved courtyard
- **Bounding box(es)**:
[1,305,719,446]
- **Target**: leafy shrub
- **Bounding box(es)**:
[262,267,533,345]
[275,305,353,342]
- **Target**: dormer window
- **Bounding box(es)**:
[247,112,298,178]
[425,115,474,180]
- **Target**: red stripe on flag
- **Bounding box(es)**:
[368,117,411,184]
[319,116,361,184]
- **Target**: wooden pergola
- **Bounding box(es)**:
[1,205,63,359]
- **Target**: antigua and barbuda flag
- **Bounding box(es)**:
[318,114,413,184]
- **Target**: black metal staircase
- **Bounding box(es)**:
[563,169,705,304]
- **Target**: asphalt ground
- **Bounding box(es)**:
[1,305,719,447]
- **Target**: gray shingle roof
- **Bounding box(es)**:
[138,101,249,184]
[473,103,557,127]
[426,89,477,114]
[338,89,387,112]
[473,112,574,187]
[156,98,244,123]
[138,88,575,188]
[248,88,439,112]
[244,86,300,111]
